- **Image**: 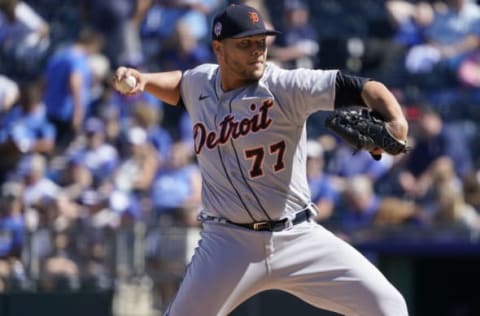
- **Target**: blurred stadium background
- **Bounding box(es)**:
[1,0,480,315]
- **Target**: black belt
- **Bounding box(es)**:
[227,209,312,232]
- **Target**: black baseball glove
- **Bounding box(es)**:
[325,107,409,160]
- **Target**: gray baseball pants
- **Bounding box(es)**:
[164,220,408,316]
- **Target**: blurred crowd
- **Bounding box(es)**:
[1,0,480,312]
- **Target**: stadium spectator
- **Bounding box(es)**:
[97,105,123,148]
[179,111,194,148]
[398,106,474,200]
[139,1,175,66]
[140,0,221,67]
[81,0,147,67]
[80,189,140,279]
[0,181,25,259]
[361,0,435,85]
[386,0,435,48]
[339,175,382,229]
[40,232,80,291]
[457,46,480,88]
[43,28,103,150]
[339,176,419,228]
[16,154,61,208]
[67,117,119,187]
[0,79,55,183]
[462,173,480,212]
[82,238,114,290]
[129,102,172,163]
[79,190,119,230]
[373,197,418,226]
[269,0,319,69]
[0,0,50,77]
[0,75,19,112]
[115,127,158,192]
[1,79,56,155]
[326,140,394,191]
[151,141,201,227]
[423,158,480,232]
[404,0,480,88]
[114,126,159,221]
[87,53,111,113]
[305,139,339,223]
[159,0,220,41]
[51,154,93,203]
[158,19,214,71]
[0,77,21,181]
[106,83,163,127]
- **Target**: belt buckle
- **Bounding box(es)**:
[252,221,270,231]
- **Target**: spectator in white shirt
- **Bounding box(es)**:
[16,154,60,208]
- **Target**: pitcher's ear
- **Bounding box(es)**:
[212,40,223,56]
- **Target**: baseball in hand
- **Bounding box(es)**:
[115,75,137,94]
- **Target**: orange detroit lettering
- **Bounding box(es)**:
[193,99,274,154]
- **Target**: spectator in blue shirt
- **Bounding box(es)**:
[269,0,319,69]
[386,1,434,48]
[398,106,474,200]
[306,140,339,223]
[340,175,382,230]
[0,79,55,180]
[129,101,172,163]
[404,0,480,87]
[326,141,394,190]
[82,0,145,67]
[43,28,103,150]
[6,79,55,155]
[68,117,119,187]
[361,0,435,85]
[0,181,24,259]
[139,0,220,66]
[151,141,201,226]
[157,19,214,71]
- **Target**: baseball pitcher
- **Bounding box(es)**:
[113,4,409,316]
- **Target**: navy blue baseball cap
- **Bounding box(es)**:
[212,4,280,41]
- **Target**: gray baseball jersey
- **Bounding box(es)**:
[166,62,408,316]
[181,62,336,223]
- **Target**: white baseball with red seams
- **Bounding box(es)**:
[115,75,136,94]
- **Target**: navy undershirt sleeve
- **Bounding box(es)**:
[334,71,370,108]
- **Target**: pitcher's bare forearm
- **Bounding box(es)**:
[361,80,408,140]
[113,67,182,106]
[143,71,183,106]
